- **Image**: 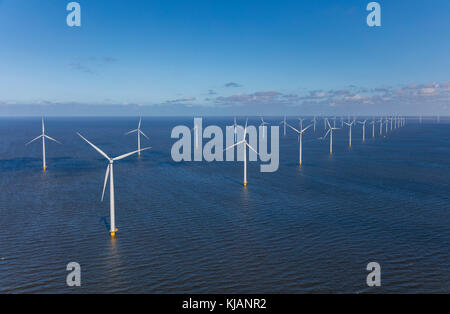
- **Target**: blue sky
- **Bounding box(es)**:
[0,0,448,115]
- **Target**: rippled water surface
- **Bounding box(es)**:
[0,117,449,293]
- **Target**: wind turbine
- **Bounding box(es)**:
[312,116,317,133]
[370,120,375,138]
[279,116,287,136]
[78,133,150,237]
[379,118,383,136]
[320,119,339,154]
[225,119,258,187]
[358,120,367,142]
[26,117,61,171]
[344,120,355,148]
[233,117,238,144]
[385,117,389,134]
[260,117,270,139]
[288,123,312,166]
[126,117,150,157]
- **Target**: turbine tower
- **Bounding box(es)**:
[78,133,150,237]
[26,117,61,171]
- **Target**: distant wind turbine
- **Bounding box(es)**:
[233,117,238,143]
[358,120,367,142]
[260,117,270,139]
[78,133,150,237]
[26,117,61,171]
[288,123,312,166]
[225,119,258,187]
[279,116,287,136]
[320,119,339,154]
[344,120,355,148]
[126,117,150,157]
[370,120,375,138]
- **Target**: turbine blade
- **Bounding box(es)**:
[26,135,43,145]
[138,117,142,130]
[301,124,312,133]
[113,147,151,161]
[139,129,150,140]
[287,123,300,134]
[322,129,331,140]
[126,129,138,135]
[246,142,259,155]
[77,133,111,160]
[44,135,61,144]
[225,141,244,151]
[243,118,248,139]
[101,164,110,202]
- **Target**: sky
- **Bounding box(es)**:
[0,0,449,116]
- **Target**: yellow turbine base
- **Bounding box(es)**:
[110,228,118,237]
[243,182,247,187]
[299,162,302,166]
[43,167,47,172]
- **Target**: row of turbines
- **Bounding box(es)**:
[26,115,407,237]
[277,115,406,161]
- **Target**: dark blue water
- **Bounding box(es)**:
[0,117,449,293]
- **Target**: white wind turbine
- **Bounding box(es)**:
[126,117,150,157]
[379,118,383,136]
[233,117,238,143]
[78,133,150,237]
[344,120,355,148]
[192,120,201,149]
[312,116,317,133]
[358,120,367,142]
[260,117,270,139]
[279,115,287,136]
[370,120,375,138]
[225,119,258,187]
[320,119,339,154]
[288,123,312,166]
[26,117,61,171]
